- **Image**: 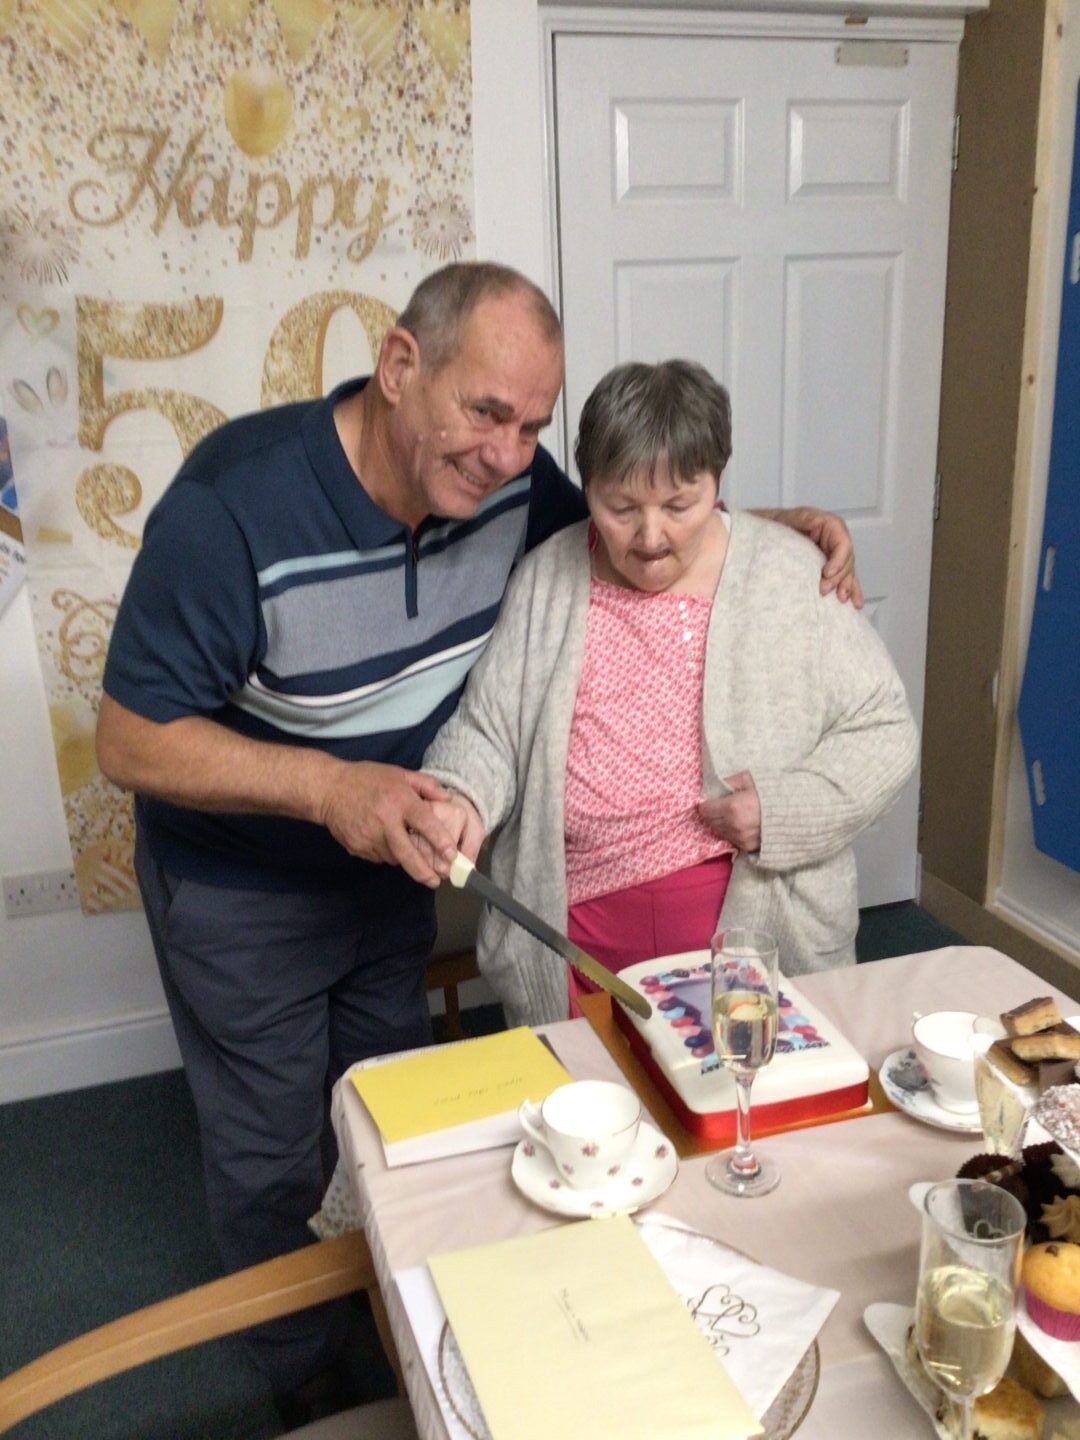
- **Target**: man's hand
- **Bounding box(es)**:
[698,772,762,853]
[95,698,464,886]
[407,794,486,878]
[319,762,459,888]
[761,506,864,608]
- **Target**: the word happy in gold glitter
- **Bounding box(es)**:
[69,126,392,263]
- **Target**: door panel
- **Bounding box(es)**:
[554,30,958,905]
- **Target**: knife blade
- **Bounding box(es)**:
[448,853,652,1020]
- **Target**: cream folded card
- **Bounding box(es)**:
[428,1215,762,1440]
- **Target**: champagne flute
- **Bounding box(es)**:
[705,928,780,1198]
[914,1179,1026,1440]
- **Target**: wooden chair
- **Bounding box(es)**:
[0,1232,416,1439]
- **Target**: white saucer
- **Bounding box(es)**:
[878,1047,982,1135]
[511,1119,678,1218]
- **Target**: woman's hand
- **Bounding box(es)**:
[407,793,486,877]
[698,772,762,853]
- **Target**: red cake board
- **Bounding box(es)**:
[613,1001,870,1143]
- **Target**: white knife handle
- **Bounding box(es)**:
[448,851,476,889]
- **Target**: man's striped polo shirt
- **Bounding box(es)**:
[104,378,586,890]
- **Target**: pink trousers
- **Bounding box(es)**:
[566,855,733,1016]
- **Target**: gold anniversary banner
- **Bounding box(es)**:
[0,0,474,912]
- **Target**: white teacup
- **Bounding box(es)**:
[518,1080,641,1189]
[912,1009,979,1112]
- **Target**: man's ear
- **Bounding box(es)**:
[377,327,421,408]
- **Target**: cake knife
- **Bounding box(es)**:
[448,852,652,1020]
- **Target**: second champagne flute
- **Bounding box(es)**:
[705,927,780,1198]
[914,1179,1026,1440]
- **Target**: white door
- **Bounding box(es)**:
[553,27,958,905]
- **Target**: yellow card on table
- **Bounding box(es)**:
[349,1026,570,1166]
[429,1215,762,1440]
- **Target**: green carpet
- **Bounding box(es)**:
[855,899,965,963]
[1,903,964,1438]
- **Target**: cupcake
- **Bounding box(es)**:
[1022,1241,1080,1340]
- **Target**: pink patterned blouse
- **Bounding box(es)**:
[563,573,736,908]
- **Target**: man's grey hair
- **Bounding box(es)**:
[573,359,732,491]
[395,262,563,372]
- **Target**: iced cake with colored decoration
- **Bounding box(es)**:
[612,952,869,1140]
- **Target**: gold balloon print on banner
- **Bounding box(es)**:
[224,67,295,158]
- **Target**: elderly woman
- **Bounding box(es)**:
[420,360,918,1026]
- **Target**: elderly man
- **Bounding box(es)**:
[96,261,859,1422]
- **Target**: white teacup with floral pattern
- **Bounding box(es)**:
[518,1080,642,1189]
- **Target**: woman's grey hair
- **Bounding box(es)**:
[395,262,562,372]
[574,359,732,491]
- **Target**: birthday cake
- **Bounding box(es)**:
[612,951,870,1140]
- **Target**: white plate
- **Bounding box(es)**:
[510,1118,678,1217]
[879,1047,982,1135]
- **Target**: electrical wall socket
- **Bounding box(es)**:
[3,868,82,918]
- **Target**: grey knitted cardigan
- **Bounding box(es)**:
[424,512,918,1026]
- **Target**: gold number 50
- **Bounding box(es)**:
[75,290,397,546]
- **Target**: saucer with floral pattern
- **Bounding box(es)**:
[510,1119,678,1218]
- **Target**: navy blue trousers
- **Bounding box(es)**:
[135,829,435,1391]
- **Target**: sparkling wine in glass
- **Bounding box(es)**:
[705,928,780,1198]
[914,1179,1025,1440]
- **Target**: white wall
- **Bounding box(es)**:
[994,1,1080,959]
[0,588,180,1101]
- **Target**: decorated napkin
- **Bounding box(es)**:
[634,1213,838,1419]
[395,1211,838,1439]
